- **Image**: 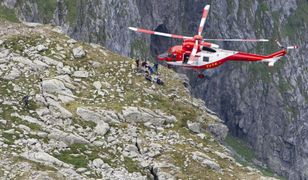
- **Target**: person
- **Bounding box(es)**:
[141,60,148,69]
[145,72,152,82]
[156,77,164,86]
[148,66,154,75]
[135,59,140,69]
[153,75,164,86]
[153,63,159,74]
[22,95,29,107]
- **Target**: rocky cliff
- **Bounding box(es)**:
[0,0,307,179]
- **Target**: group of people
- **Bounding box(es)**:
[135,59,164,86]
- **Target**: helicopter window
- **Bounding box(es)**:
[203,57,209,62]
[172,54,177,58]
[202,46,216,53]
[168,53,172,57]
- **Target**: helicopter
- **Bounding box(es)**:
[129,5,298,78]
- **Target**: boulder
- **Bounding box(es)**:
[73,46,86,59]
[76,107,104,123]
[67,39,77,44]
[73,71,89,78]
[192,151,221,172]
[48,128,90,145]
[36,45,48,52]
[4,67,21,80]
[21,151,70,168]
[94,122,110,136]
[0,119,7,125]
[93,81,102,90]
[122,107,176,127]
[92,158,105,169]
[40,56,60,66]
[187,121,202,134]
[42,79,73,96]
[58,94,75,103]
[0,49,10,59]
[207,123,228,141]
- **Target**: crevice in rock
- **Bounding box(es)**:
[135,138,141,154]
[149,166,158,180]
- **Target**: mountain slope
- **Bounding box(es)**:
[0,19,280,179]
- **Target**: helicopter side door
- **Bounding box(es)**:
[183,54,190,64]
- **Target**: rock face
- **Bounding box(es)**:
[2,0,307,179]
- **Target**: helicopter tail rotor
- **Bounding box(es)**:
[275,39,299,50]
[287,45,299,50]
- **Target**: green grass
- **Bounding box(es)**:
[3,130,20,145]
[54,143,103,168]
[124,157,141,173]
[54,143,89,168]
[225,135,255,164]
[0,5,19,22]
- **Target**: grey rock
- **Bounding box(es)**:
[4,67,21,80]
[40,56,60,66]
[93,81,102,90]
[21,151,70,168]
[42,79,73,96]
[192,151,221,172]
[67,39,77,44]
[92,158,105,169]
[122,107,176,127]
[4,129,15,134]
[76,107,104,123]
[187,121,202,134]
[207,123,228,141]
[73,71,89,78]
[72,46,86,59]
[58,94,75,103]
[0,119,7,125]
[94,122,110,136]
[36,45,48,52]
[48,128,90,145]
[0,49,10,59]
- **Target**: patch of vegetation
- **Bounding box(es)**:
[3,132,17,145]
[54,143,102,168]
[123,157,141,173]
[225,135,255,165]
[36,0,57,23]
[0,5,19,22]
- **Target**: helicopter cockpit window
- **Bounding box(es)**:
[203,56,209,62]
[172,54,177,58]
[168,53,172,57]
[202,46,216,53]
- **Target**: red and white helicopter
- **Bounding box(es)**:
[129,5,298,78]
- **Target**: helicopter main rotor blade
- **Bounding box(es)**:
[198,5,210,36]
[188,40,199,63]
[129,27,192,39]
[203,38,269,42]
